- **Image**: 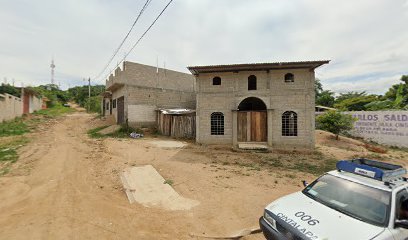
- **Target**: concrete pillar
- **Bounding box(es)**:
[267,109,274,147]
[232,110,238,146]
[196,94,200,143]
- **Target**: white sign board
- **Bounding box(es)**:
[345,111,408,148]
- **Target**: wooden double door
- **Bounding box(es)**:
[237,111,267,142]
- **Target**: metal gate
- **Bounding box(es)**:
[237,111,267,142]
[117,96,125,124]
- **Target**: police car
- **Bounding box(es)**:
[259,158,408,240]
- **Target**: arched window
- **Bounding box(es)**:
[282,111,297,136]
[211,112,224,135]
[248,75,257,90]
[284,73,294,82]
[213,76,221,85]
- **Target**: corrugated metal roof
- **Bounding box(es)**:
[158,108,196,115]
[187,60,330,75]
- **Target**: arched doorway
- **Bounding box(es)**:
[237,97,267,142]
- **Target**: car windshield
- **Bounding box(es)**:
[302,174,391,227]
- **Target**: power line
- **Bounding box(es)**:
[93,0,153,81]
[98,0,174,83]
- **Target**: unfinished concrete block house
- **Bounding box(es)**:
[103,60,329,150]
[187,61,329,150]
[102,61,195,127]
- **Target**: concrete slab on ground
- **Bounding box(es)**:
[238,143,269,151]
[120,165,199,211]
[98,125,121,135]
[147,140,187,149]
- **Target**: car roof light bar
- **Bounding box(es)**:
[336,158,407,182]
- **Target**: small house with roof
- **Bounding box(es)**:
[102,61,195,127]
[187,61,329,150]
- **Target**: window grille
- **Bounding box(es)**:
[282,111,297,136]
[211,112,224,135]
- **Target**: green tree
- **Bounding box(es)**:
[0,84,20,97]
[315,79,335,107]
[315,79,323,98]
[334,95,378,111]
[364,100,394,111]
[383,75,408,107]
[335,91,367,104]
[67,85,105,107]
[32,84,69,107]
[401,75,408,85]
[316,90,335,107]
[316,111,357,140]
[84,96,102,114]
[384,84,400,101]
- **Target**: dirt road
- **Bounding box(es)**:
[0,112,283,239]
[2,111,405,240]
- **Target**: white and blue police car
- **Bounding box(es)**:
[259,158,408,240]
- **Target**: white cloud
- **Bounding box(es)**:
[0,0,407,93]
[326,74,402,95]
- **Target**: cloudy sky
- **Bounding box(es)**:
[0,0,407,94]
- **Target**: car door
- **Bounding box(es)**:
[389,189,408,240]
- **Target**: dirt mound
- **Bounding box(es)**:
[315,130,368,159]
[98,125,121,135]
[315,130,392,160]
[316,130,365,149]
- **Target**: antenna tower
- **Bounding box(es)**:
[50,58,56,85]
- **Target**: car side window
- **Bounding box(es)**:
[396,189,408,220]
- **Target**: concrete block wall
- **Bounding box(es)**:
[196,93,235,144]
[29,95,43,113]
[104,61,196,127]
[106,61,195,92]
[127,104,156,126]
[196,69,315,149]
[0,93,23,122]
[106,84,196,127]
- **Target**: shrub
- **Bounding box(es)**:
[316,110,357,140]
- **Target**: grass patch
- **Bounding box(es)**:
[87,125,110,138]
[105,125,136,138]
[34,104,75,118]
[0,104,75,137]
[87,125,137,139]
[0,136,29,176]
[0,118,29,137]
[260,157,285,168]
[291,158,337,175]
[256,151,338,176]
[163,179,174,186]
[0,167,10,176]
[390,145,408,153]
[0,148,18,163]
[0,104,73,176]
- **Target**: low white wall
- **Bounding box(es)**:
[346,111,408,148]
[0,93,23,122]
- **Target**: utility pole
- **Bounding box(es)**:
[88,77,91,113]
